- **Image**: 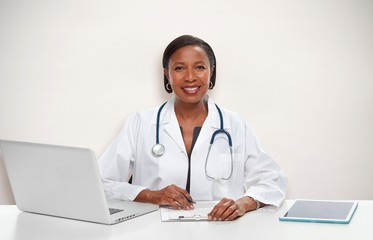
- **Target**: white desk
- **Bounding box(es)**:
[0,200,371,240]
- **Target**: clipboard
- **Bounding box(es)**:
[279,199,359,224]
[160,201,217,222]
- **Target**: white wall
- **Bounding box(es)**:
[1,0,372,204]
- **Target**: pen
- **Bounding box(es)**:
[186,197,196,204]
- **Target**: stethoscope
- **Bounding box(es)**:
[151,102,233,180]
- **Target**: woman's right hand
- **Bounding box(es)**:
[134,184,194,210]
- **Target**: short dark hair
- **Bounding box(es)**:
[162,35,217,93]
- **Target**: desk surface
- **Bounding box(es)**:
[0,200,371,240]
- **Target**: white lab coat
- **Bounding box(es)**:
[98,96,287,209]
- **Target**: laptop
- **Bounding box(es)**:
[0,139,158,225]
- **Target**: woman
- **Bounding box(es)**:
[98,35,287,221]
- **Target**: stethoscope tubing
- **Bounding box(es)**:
[152,101,233,180]
[155,102,167,145]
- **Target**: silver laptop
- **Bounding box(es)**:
[0,139,158,225]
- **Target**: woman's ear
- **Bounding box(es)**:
[210,66,215,78]
[163,68,169,80]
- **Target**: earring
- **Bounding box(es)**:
[209,82,214,90]
[166,83,172,91]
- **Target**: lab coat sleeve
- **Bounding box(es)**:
[243,122,288,210]
[98,113,147,201]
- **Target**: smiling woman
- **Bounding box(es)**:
[98,35,287,221]
[1,0,372,207]
[161,36,217,160]
[165,45,211,155]
[162,35,217,94]
[165,45,211,104]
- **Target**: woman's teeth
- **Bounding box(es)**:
[183,87,199,93]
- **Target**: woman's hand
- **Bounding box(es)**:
[134,184,194,210]
[208,196,259,221]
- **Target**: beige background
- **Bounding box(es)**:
[1,0,372,204]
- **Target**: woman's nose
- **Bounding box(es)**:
[185,68,196,81]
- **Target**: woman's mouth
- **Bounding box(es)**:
[182,86,200,94]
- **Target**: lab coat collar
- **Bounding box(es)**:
[194,96,232,150]
[154,96,227,129]
[152,96,231,154]
[156,97,184,153]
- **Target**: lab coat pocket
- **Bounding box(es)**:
[205,138,234,199]
[205,135,233,180]
[208,152,244,200]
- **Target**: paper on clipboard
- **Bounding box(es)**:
[160,201,217,221]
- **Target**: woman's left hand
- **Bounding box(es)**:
[207,196,257,221]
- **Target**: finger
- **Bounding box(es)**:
[219,203,239,221]
[167,185,193,210]
[208,198,231,220]
[223,209,239,221]
[215,199,236,221]
[165,197,182,210]
[158,186,182,208]
[171,184,194,203]
[208,198,229,216]
[168,193,190,210]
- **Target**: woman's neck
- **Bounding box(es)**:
[174,98,208,124]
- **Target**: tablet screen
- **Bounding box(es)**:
[280,200,358,223]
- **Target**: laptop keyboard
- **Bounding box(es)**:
[109,208,124,215]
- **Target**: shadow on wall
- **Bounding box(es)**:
[0,154,15,205]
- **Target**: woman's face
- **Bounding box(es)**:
[164,45,212,105]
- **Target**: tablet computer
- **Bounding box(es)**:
[279,199,358,224]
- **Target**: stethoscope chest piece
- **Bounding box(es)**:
[152,143,165,157]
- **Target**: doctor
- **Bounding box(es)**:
[98,35,287,221]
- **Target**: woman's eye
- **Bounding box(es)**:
[174,66,184,71]
[196,65,206,70]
